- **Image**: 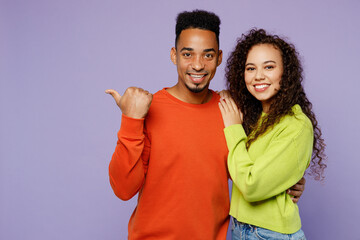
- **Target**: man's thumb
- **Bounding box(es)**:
[105,89,122,103]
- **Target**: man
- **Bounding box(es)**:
[106,10,304,240]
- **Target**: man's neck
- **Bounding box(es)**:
[166,84,213,104]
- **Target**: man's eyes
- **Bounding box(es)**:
[205,53,214,58]
[181,52,215,59]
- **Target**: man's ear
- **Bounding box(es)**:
[217,50,223,66]
[170,47,177,65]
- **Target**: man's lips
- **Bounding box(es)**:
[188,73,207,83]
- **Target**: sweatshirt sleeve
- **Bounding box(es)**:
[224,120,313,202]
[109,114,150,200]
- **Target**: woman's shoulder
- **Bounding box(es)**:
[275,105,313,139]
[290,104,312,126]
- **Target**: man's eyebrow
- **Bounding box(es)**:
[179,48,216,52]
[204,48,216,53]
[180,47,193,52]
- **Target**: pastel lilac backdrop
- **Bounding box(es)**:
[1,0,359,239]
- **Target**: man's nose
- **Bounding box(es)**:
[191,56,205,71]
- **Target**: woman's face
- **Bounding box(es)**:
[244,44,283,112]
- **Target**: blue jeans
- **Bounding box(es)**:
[231,218,306,240]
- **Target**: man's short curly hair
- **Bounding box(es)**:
[175,9,221,47]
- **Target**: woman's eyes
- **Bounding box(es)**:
[246,66,275,71]
[265,65,274,70]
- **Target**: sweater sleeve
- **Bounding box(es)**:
[109,114,150,200]
[224,121,313,202]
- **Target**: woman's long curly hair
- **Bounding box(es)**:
[225,29,326,180]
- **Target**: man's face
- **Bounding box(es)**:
[171,28,222,93]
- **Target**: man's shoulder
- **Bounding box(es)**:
[147,88,171,111]
[153,88,166,96]
[151,88,168,101]
[209,89,220,99]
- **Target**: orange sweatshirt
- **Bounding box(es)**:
[109,89,230,240]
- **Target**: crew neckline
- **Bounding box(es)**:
[161,88,218,107]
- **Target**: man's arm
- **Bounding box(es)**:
[106,87,153,200]
[288,177,306,203]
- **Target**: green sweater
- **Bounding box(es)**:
[224,104,313,234]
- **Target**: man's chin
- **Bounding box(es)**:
[186,83,209,93]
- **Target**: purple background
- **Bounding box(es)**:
[1,0,359,239]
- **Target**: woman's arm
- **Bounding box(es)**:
[219,98,312,202]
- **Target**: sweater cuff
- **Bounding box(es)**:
[224,124,247,150]
[119,114,145,138]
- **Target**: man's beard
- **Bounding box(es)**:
[185,82,209,93]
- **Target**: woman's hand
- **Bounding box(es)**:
[217,90,231,99]
[218,96,243,127]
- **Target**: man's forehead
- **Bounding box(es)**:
[177,29,219,50]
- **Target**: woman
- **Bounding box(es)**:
[218,29,326,239]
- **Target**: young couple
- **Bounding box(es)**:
[106,10,326,240]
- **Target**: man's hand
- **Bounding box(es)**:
[287,177,306,203]
[218,97,243,127]
[105,87,153,119]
